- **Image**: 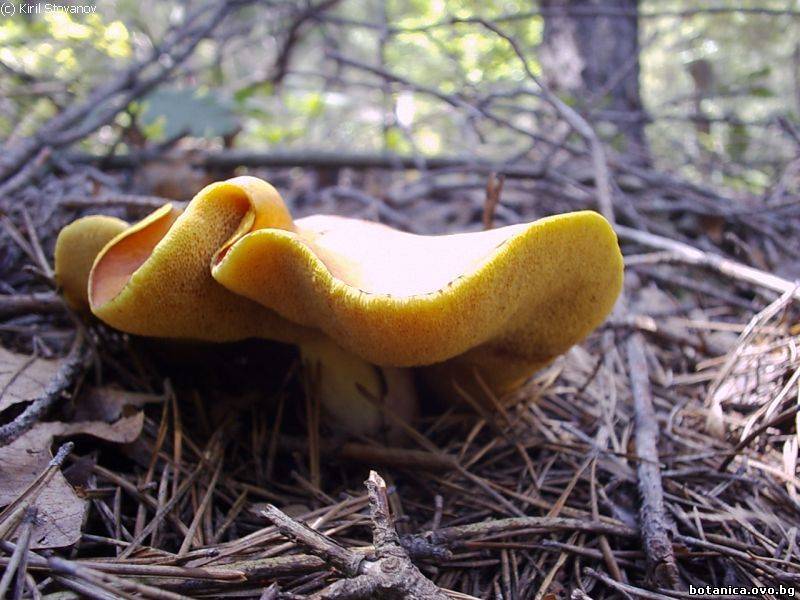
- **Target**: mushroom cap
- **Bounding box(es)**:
[212,206,623,372]
[54,215,129,311]
[86,177,314,344]
[71,176,621,390]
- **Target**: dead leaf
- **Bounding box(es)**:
[0,413,143,548]
[72,386,163,423]
[0,347,62,412]
[632,284,678,316]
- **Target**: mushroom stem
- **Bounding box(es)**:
[420,351,546,406]
[299,338,418,443]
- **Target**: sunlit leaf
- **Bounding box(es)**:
[140,88,239,140]
[749,85,774,98]
[234,81,274,104]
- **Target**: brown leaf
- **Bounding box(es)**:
[0,413,143,548]
[72,386,164,423]
[0,347,62,412]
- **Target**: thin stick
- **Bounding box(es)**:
[135,397,171,536]
[418,515,636,546]
[626,333,680,589]
[0,507,36,598]
[0,292,63,320]
[21,208,53,281]
[260,505,363,577]
[118,459,206,559]
[590,458,624,582]
[178,458,223,556]
[617,225,800,303]
[482,172,505,230]
[47,556,193,600]
[586,567,678,600]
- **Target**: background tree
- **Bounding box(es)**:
[539,0,649,162]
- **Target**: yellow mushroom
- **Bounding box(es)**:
[54,176,622,436]
[54,178,417,440]
[211,186,624,395]
[54,215,128,311]
[86,179,306,344]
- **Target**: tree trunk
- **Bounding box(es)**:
[540,0,649,162]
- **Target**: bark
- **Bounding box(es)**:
[540,0,649,162]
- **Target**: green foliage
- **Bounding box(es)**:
[725,122,750,162]
[234,82,274,104]
[0,4,134,140]
[139,89,239,140]
[0,0,797,192]
[640,0,795,189]
[384,128,408,153]
[748,86,775,98]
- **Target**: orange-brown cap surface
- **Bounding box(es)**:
[58,176,622,392]
[54,215,128,311]
[83,178,313,344]
[212,202,623,377]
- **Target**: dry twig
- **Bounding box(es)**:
[263,471,448,599]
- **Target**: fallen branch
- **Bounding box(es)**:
[625,332,681,589]
[0,292,64,320]
[262,471,448,600]
[69,149,486,173]
[0,147,51,199]
[47,556,192,600]
[414,515,637,548]
[617,225,800,303]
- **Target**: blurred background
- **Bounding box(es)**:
[2,0,799,193]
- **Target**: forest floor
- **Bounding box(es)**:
[1,158,800,600]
